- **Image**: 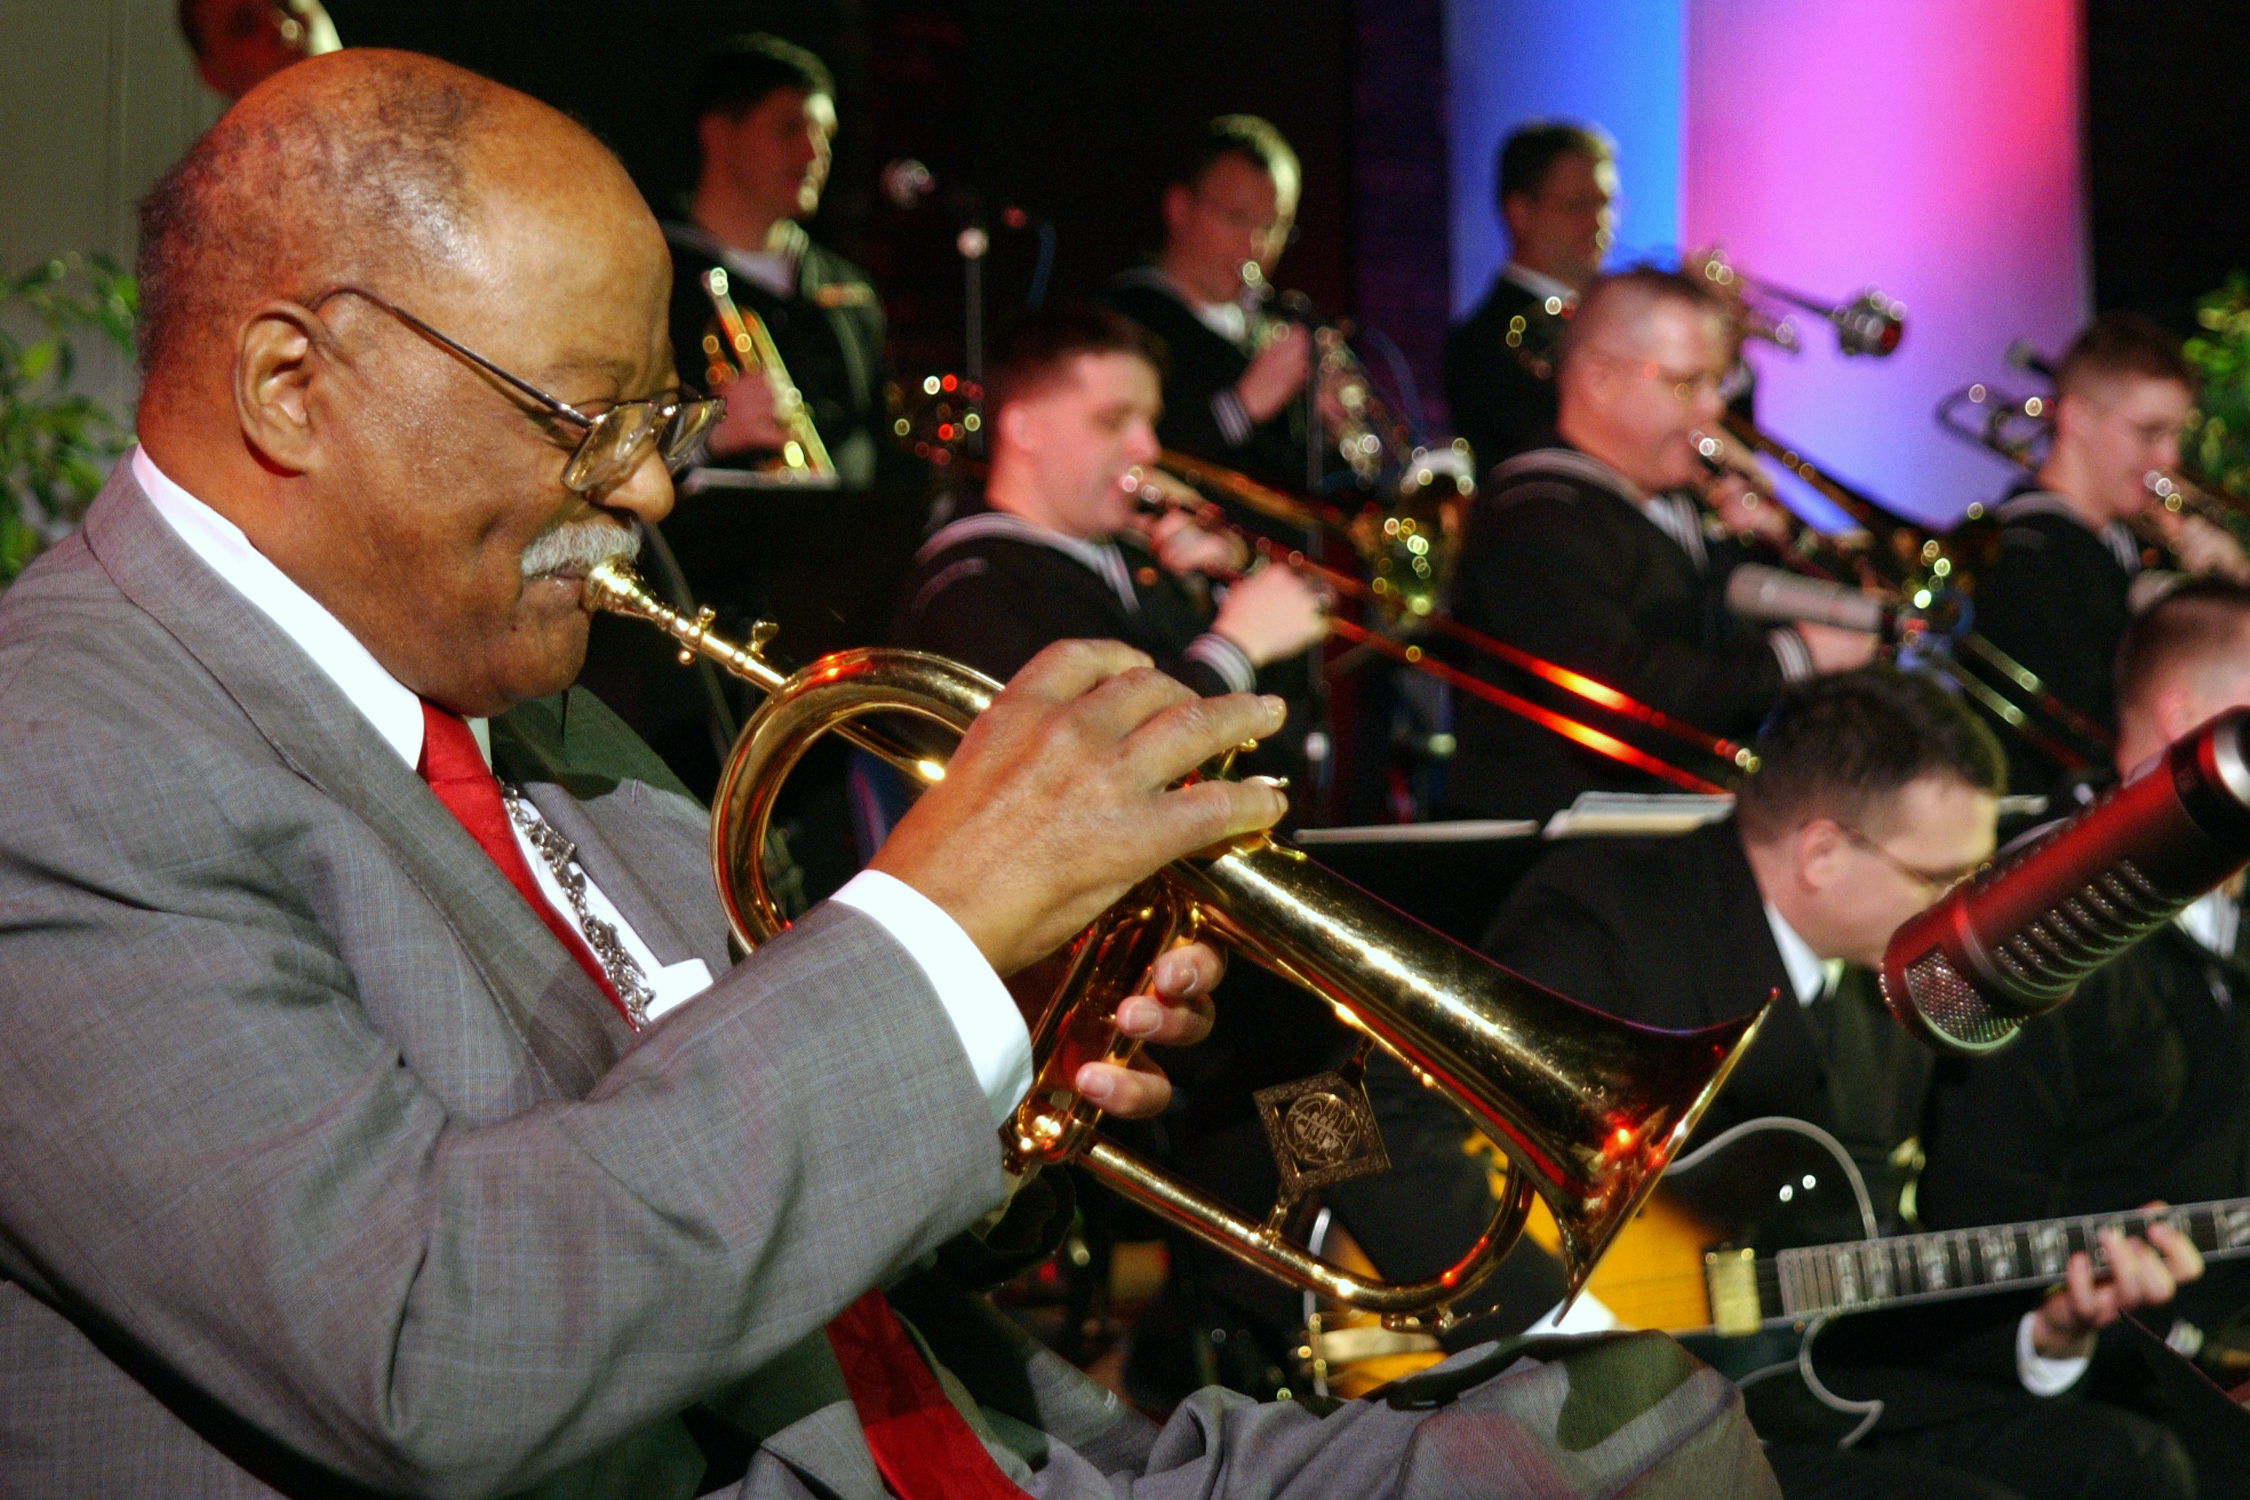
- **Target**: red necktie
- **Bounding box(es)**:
[827,1290,1031,1500]
[419,704,1025,1498]
[417,703,637,1030]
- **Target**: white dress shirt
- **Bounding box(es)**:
[1761,895,2088,1394]
[132,448,1034,1124]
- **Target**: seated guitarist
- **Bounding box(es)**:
[1921,582,2250,1375]
[1483,666,2199,1500]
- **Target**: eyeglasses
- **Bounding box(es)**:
[1583,349,1733,405]
[1838,823,1988,897]
[311,285,725,494]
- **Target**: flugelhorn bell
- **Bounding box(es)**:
[585,559,1768,1324]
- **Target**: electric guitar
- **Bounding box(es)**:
[1525,1117,2250,1443]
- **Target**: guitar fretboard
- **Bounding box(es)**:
[1764,1197,2250,1323]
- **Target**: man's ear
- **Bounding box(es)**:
[2051,389,2097,446]
[1159,183,1192,242]
[998,397,1039,457]
[696,111,733,171]
[1500,191,1531,242]
[233,301,326,474]
[1796,818,1845,892]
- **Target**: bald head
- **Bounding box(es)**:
[1552,268,1732,492]
[136,50,655,429]
[130,49,680,718]
[2114,582,2250,769]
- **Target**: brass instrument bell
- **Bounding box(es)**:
[584,559,1768,1326]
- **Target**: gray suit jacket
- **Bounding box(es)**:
[0,468,1142,1497]
[0,469,1781,1500]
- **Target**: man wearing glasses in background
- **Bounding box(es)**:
[1967,313,2250,807]
[1482,668,2205,1500]
[1440,267,1876,824]
[1100,115,1335,507]
[1443,121,1619,477]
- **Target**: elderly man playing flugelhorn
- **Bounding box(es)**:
[0,51,1772,1499]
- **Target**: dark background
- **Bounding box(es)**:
[324,0,2242,437]
[321,0,1446,421]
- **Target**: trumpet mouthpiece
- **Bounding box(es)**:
[582,558,652,617]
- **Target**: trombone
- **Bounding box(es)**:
[1135,460,1758,795]
[582,558,1769,1325]
[1937,371,2250,571]
[1693,415,2115,773]
[683,267,837,491]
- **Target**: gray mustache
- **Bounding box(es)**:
[520,519,642,578]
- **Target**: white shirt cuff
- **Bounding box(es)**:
[2015,1309,2092,1396]
[829,870,1033,1128]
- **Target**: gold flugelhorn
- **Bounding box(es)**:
[691,267,837,489]
[583,558,1769,1325]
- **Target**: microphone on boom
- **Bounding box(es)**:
[1879,708,2250,1054]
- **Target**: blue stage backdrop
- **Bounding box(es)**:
[1445,0,2088,529]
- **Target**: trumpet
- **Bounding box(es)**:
[1504,249,1906,379]
[1238,263,1460,502]
[583,559,1769,1325]
[1684,247,1905,360]
[688,267,837,490]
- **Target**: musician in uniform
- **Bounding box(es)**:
[1442,122,1617,477]
[1920,583,2250,1389]
[1442,267,1874,824]
[890,305,1323,702]
[892,304,1578,1402]
[1098,117,1328,503]
[581,34,919,893]
[1969,313,2250,806]
[1482,667,2200,1500]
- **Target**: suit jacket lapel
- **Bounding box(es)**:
[80,469,632,1094]
[1700,823,1827,1109]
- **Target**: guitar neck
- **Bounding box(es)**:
[1726,1197,2250,1332]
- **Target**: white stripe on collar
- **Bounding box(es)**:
[1995,489,2141,575]
[918,510,1140,615]
[1489,445,1645,505]
[662,220,804,300]
[134,447,438,768]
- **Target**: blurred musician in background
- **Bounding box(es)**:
[178,0,339,101]
[1971,313,2250,805]
[1099,116,1326,502]
[1484,668,2199,1500]
[891,304,1325,703]
[1920,584,2250,1378]
[1442,267,1874,824]
[1443,121,1617,477]
[664,34,900,496]
[582,34,919,887]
